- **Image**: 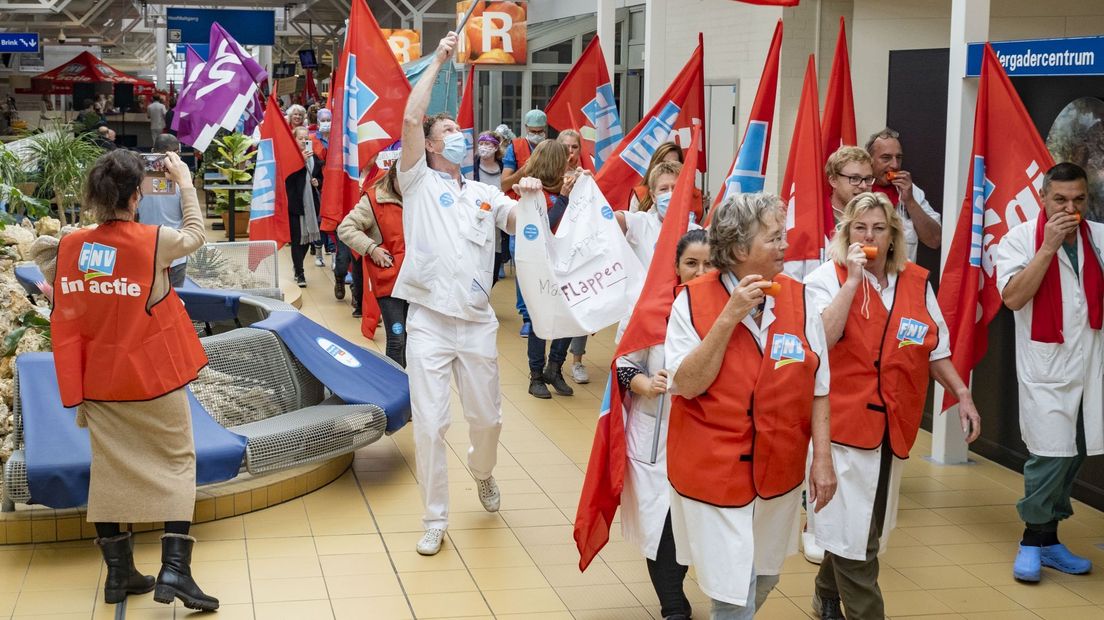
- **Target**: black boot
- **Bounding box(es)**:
[528,372,551,399]
[543,363,574,396]
[153,533,219,611]
[96,532,155,604]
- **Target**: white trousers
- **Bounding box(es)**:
[406,303,503,530]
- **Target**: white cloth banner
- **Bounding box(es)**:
[515,175,645,339]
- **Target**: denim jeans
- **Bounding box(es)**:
[333,237,363,304]
[377,296,409,368]
[710,573,757,619]
[527,334,569,374]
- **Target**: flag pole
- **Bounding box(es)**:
[649,392,665,465]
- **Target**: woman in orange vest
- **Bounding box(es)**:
[803,192,981,620]
[337,164,407,367]
[45,150,218,610]
[664,192,837,617]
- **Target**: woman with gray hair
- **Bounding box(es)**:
[803,192,980,620]
[664,192,836,618]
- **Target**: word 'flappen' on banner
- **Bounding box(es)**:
[515,175,645,339]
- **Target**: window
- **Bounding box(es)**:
[531,72,568,113]
[500,71,523,133]
[531,39,573,65]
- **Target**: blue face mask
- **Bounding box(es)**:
[654,191,672,219]
[440,132,467,165]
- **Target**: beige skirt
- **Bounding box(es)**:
[81,388,197,523]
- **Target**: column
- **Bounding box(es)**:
[643,0,668,108]
[932,0,989,465]
[597,0,615,79]
[155,26,167,90]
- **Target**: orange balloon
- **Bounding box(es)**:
[764,281,782,297]
[862,245,878,259]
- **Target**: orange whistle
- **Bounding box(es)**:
[764,281,782,297]
[1073,212,1082,223]
[885,171,898,181]
[862,245,878,259]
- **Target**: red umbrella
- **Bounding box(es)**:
[26,51,158,96]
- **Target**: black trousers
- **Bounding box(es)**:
[288,217,309,278]
[377,295,408,368]
[647,511,691,618]
[333,238,364,305]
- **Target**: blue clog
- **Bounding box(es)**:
[1041,544,1093,575]
[1013,544,1042,582]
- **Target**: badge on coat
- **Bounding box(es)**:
[896,318,929,348]
[770,333,805,368]
[439,192,455,208]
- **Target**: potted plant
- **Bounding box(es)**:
[210,132,256,238]
[24,121,104,226]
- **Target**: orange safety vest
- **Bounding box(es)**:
[51,221,207,408]
[362,186,406,299]
[828,263,937,458]
[668,272,819,507]
[511,137,533,170]
[630,184,648,209]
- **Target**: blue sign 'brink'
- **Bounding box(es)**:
[0,33,39,54]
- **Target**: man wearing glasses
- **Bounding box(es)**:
[825,146,876,228]
[866,128,943,261]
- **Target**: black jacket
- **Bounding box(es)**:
[285,155,324,217]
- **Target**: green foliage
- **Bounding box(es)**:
[211,133,256,213]
[0,310,51,357]
[24,121,105,225]
[0,145,50,229]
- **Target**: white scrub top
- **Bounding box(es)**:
[616,340,672,562]
[395,155,515,323]
[996,218,1104,457]
[664,271,830,604]
[623,210,700,270]
[803,260,950,561]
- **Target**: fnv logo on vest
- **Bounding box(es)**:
[896,318,930,348]
[78,242,117,278]
[770,333,805,368]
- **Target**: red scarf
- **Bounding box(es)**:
[1032,211,1104,343]
[873,182,900,205]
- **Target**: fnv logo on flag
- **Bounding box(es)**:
[595,35,704,210]
[248,95,301,249]
[771,333,806,368]
[713,20,782,217]
[546,35,624,170]
[936,43,1054,410]
[896,318,930,348]
[320,0,411,231]
[78,243,116,278]
[251,140,277,219]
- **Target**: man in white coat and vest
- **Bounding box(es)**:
[997,162,1104,582]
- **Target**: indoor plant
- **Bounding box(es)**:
[210,132,256,238]
[24,121,104,226]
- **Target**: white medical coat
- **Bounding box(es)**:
[996,219,1104,457]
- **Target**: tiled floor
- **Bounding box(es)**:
[2,247,1103,619]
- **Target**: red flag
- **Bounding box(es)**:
[821,16,857,162]
[319,0,411,232]
[708,19,782,224]
[780,55,828,278]
[575,127,703,572]
[360,261,383,340]
[303,68,321,104]
[248,95,303,250]
[595,35,705,210]
[937,44,1054,409]
[546,35,623,171]
[569,108,597,173]
[458,66,476,178]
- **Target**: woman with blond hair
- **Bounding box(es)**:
[518,139,580,399]
[803,192,981,620]
[616,161,701,269]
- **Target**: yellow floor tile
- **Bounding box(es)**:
[407,591,492,618]
[995,581,1094,608]
[250,575,329,603]
[928,585,1026,613]
[482,587,569,615]
[399,569,478,594]
[254,599,335,619]
[332,595,413,620]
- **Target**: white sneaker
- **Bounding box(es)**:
[802,530,824,564]
[476,476,500,512]
[314,255,325,267]
[416,528,445,555]
[571,362,590,384]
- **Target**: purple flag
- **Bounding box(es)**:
[176,23,269,152]
[171,45,205,133]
